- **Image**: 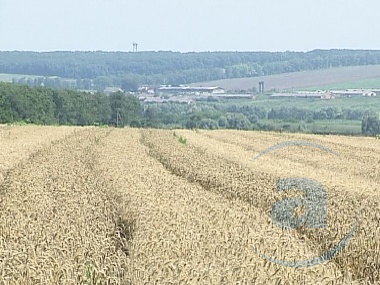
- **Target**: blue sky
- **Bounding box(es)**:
[1,0,379,52]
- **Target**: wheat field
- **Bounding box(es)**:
[0,125,379,284]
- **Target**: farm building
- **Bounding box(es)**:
[157,86,225,95]
[143,96,194,104]
[209,94,256,100]
[270,92,335,99]
[270,89,379,99]
[104,87,123,94]
[330,89,377,97]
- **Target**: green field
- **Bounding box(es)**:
[217,95,380,110]
[211,95,379,135]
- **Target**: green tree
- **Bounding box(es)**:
[226,113,252,130]
[218,116,227,128]
[94,92,111,125]
[362,116,380,135]
[124,94,142,125]
[121,77,139,92]
[144,106,160,127]
[110,92,127,127]
[109,92,142,127]
[199,118,218,129]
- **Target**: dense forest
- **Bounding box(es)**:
[2,49,380,90]
[1,83,379,135]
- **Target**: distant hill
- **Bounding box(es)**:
[2,50,380,90]
[190,65,380,91]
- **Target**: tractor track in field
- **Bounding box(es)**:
[140,129,276,209]
[140,129,380,283]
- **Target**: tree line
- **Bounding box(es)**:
[0,83,141,126]
[3,49,380,89]
[142,103,380,134]
[1,82,379,135]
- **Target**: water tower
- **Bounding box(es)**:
[133,42,138,52]
[259,81,265,93]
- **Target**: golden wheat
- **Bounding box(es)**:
[0,126,378,284]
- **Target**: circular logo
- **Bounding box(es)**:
[253,140,360,268]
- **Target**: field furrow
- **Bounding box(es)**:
[98,128,352,284]
[0,125,80,185]
[165,129,380,282]
[140,130,380,280]
[0,128,129,284]
[1,126,378,284]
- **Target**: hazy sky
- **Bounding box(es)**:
[1,0,380,52]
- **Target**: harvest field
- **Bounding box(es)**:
[0,125,379,284]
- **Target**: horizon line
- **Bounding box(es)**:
[1,48,380,54]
